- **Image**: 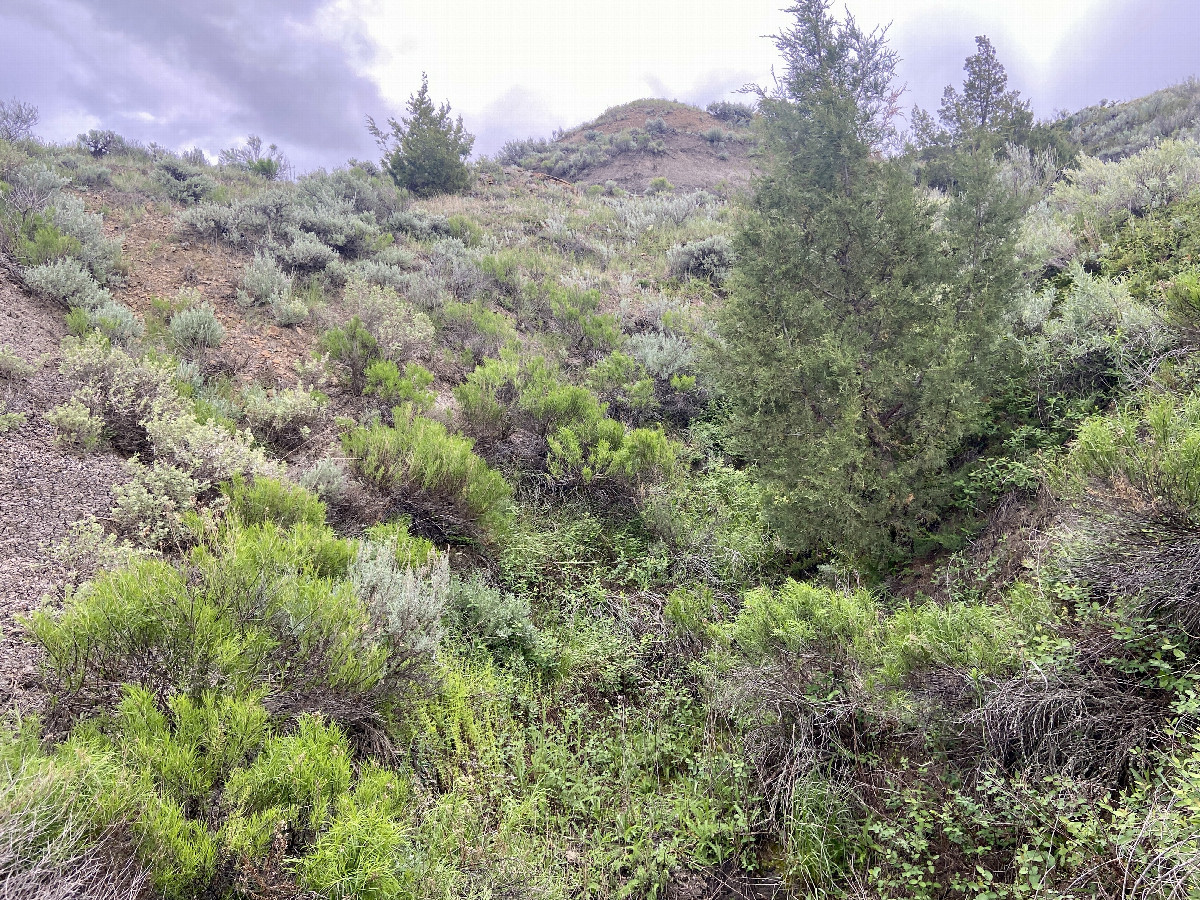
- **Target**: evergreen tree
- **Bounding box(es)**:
[368,75,474,198]
[716,1,1023,568]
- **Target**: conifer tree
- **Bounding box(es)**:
[368,74,474,198]
[716,0,1022,568]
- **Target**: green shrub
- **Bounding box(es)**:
[11,211,82,266]
[238,250,290,306]
[240,383,324,450]
[647,176,674,194]
[341,405,512,539]
[370,75,474,198]
[0,402,26,434]
[447,573,539,657]
[365,359,435,410]
[223,475,326,529]
[320,316,380,391]
[667,235,734,284]
[110,459,201,549]
[45,396,103,449]
[300,457,351,505]
[169,303,224,357]
[223,715,352,836]
[155,158,215,205]
[0,344,38,379]
[24,256,109,308]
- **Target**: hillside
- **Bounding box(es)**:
[4,68,1200,900]
[1063,78,1200,160]
[497,98,758,193]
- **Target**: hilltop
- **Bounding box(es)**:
[497,97,758,193]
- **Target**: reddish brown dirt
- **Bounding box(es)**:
[553,100,758,194]
[95,196,317,387]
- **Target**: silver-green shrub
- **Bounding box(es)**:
[299,458,350,504]
[88,300,144,346]
[169,304,224,356]
[49,194,122,283]
[271,295,309,326]
[110,459,201,548]
[351,542,448,670]
[448,573,538,656]
[667,235,734,284]
[23,257,109,309]
[45,397,103,450]
[240,384,324,450]
[626,330,695,379]
[238,251,290,306]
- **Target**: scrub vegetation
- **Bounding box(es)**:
[3,3,1200,897]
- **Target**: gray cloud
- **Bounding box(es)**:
[1040,0,1200,113]
[2,0,389,170]
[3,0,1200,174]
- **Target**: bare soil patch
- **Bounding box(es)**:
[0,266,127,712]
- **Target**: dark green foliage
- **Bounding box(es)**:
[369,74,474,198]
[717,1,1023,567]
[706,100,755,126]
[915,36,1033,150]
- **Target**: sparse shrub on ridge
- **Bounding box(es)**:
[0,97,39,141]
[706,99,755,125]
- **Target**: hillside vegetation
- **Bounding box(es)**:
[2,4,1200,900]
[1064,78,1200,160]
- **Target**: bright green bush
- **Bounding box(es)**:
[223,475,326,529]
[341,405,512,539]
[365,359,435,410]
[320,316,380,391]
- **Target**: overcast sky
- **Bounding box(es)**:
[2,0,1198,172]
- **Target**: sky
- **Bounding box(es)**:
[2,0,1199,172]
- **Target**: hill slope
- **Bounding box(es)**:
[497,98,758,193]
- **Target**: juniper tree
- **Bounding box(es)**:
[716,0,1023,568]
[369,75,474,198]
